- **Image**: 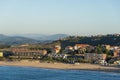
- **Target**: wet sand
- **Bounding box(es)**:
[0,60,119,73]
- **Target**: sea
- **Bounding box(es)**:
[0,66,120,80]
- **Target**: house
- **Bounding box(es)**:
[65,46,73,50]
[102,45,110,50]
[42,50,47,55]
[0,52,3,57]
[74,44,89,50]
[52,45,61,54]
[52,48,60,54]
[63,46,74,54]
[114,50,120,57]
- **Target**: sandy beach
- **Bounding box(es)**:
[0,60,120,72]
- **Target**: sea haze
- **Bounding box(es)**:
[0,34,68,45]
[0,66,120,80]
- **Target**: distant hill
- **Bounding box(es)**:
[0,34,9,40]
[10,34,46,40]
[0,34,68,45]
[0,35,39,45]
[11,34,69,40]
[42,34,68,40]
[0,34,10,45]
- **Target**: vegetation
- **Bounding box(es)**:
[59,34,120,48]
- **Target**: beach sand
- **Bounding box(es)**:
[0,60,119,72]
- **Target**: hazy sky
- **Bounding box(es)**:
[0,0,120,35]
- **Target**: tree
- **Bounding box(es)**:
[96,45,102,54]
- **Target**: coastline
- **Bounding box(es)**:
[0,60,120,73]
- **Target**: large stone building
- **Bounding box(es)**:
[12,48,47,59]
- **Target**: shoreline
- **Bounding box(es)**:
[0,60,120,73]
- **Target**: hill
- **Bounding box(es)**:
[12,34,69,40]
[0,34,68,45]
[57,34,120,48]
[0,35,39,45]
[0,34,9,40]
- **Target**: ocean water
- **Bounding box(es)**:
[0,66,120,80]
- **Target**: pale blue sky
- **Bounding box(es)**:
[0,0,120,35]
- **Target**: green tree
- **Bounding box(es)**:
[96,45,102,54]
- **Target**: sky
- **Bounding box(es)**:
[0,0,120,35]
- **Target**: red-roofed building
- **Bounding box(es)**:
[52,45,61,54]
[74,44,89,50]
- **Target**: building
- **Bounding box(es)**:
[102,45,110,50]
[0,51,13,57]
[65,46,73,50]
[74,44,89,50]
[12,48,47,59]
[52,45,61,54]
[0,52,3,57]
[84,53,107,63]
[114,50,120,57]
[63,46,74,54]
[52,48,60,54]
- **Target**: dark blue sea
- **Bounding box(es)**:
[0,66,120,80]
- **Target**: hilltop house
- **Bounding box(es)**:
[74,44,89,50]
